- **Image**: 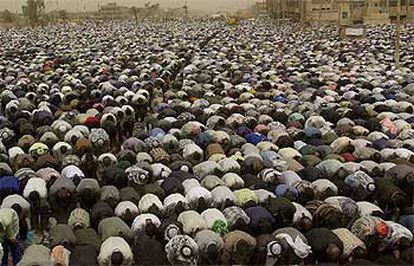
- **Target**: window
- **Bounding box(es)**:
[342,11,348,19]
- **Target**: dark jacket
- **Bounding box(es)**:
[374,178,409,212]
[245,206,276,236]
[132,233,169,265]
[266,197,295,228]
[70,244,99,266]
[306,228,343,263]
[161,176,184,195]
[74,228,101,251]
[91,201,114,229]
[49,224,77,249]
[103,167,128,189]
[384,164,414,198]
[119,187,141,204]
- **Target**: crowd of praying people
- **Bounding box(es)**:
[0,18,413,265]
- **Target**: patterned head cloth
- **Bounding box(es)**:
[333,228,366,258]
[351,216,390,243]
[125,165,152,185]
[165,235,199,266]
[212,220,229,237]
[379,221,413,252]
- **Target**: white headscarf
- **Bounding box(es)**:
[275,233,312,259]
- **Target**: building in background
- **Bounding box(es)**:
[99,3,133,19]
[265,0,414,24]
[389,0,414,21]
[255,0,268,14]
[265,0,305,20]
[306,0,339,23]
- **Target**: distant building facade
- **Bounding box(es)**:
[306,0,339,23]
[265,0,414,24]
[256,1,268,14]
[99,3,133,19]
[266,0,305,20]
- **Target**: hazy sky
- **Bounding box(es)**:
[1,0,256,12]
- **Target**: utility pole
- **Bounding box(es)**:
[132,7,138,26]
[83,0,87,21]
[300,0,305,22]
[77,0,80,21]
[183,0,188,21]
[276,0,280,26]
[56,0,60,22]
[395,0,401,68]
[338,0,342,38]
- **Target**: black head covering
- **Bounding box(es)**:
[266,197,295,228]
[306,228,343,263]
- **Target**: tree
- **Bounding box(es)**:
[2,10,16,23]
[22,0,45,26]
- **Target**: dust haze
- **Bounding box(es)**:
[0,0,256,13]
